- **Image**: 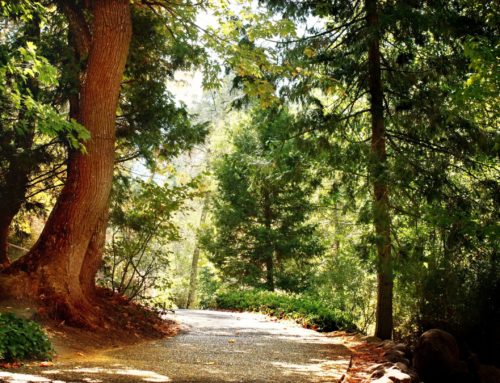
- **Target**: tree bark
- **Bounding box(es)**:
[366,0,393,340]
[0,217,13,269]
[0,173,29,268]
[263,188,275,291]
[2,0,132,326]
[80,206,110,298]
[186,195,209,309]
[332,200,340,257]
[0,129,34,268]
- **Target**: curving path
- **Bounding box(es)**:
[0,310,352,383]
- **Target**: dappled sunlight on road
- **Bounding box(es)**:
[0,367,171,383]
[272,356,350,381]
[43,367,170,382]
[1,310,351,382]
[0,372,52,383]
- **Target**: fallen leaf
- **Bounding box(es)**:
[39,361,53,367]
[228,339,236,343]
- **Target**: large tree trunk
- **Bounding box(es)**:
[186,195,209,309]
[1,0,132,326]
[366,0,393,340]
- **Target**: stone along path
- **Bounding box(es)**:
[0,310,352,383]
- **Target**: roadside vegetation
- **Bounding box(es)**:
[212,289,357,332]
[0,313,53,362]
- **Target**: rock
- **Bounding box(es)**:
[384,350,409,365]
[370,368,386,379]
[413,329,470,383]
[478,364,500,383]
[393,343,411,359]
[394,362,409,372]
[362,335,382,343]
[371,377,395,383]
[368,362,393,373]
[384,366,412,383]
[379,340,396,350]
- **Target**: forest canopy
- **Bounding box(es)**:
[0,0,498,366]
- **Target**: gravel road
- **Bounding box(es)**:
[0,309,352,383]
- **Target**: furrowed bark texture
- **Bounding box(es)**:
[365,0,393,340]
[1,0,132,325]
[80,206,110,298]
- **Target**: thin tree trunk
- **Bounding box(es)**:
[0,219,12,269]
[332,200,340,257]
[186,195,209,309]
[2,0,132,326]
[263,188,275,291]
[366,0,393,340]
[265,254,274,292]
[0,153,33,269]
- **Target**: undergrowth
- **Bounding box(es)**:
[214,289,357,332]
[0,313,53,361]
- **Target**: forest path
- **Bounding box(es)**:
[1,309,352,383]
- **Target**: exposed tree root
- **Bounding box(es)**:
[0,269,173,340]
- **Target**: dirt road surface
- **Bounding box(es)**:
[0,309,352,383]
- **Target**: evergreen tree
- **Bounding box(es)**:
[203,108,323,291]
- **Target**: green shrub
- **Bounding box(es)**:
[0,313,54,361]
[215,289,357,332]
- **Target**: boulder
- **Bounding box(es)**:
[413,329,473,383]
[477,364,500,383]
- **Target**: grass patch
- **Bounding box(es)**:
[215,289,357,332]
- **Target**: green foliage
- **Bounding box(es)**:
[100,175,199,301]
[0,313,53,361]
[117,7,208,168]
[202,107,324,291]
[0,24,89,150]
[214,289,357,332]
[198,266,222,309]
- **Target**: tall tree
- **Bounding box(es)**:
[2,0,132,325]
[216,0,498,339]
[203,108,323,291]
[0,2,87,268]
[365,0,392,340]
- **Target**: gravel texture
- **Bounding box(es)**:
[0,309,352,383]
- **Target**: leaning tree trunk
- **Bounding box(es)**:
[186,195,209,309]
[366,0,393,340]
[1,0,132,326]
[0,106,35,269]
[0,169,30,269]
